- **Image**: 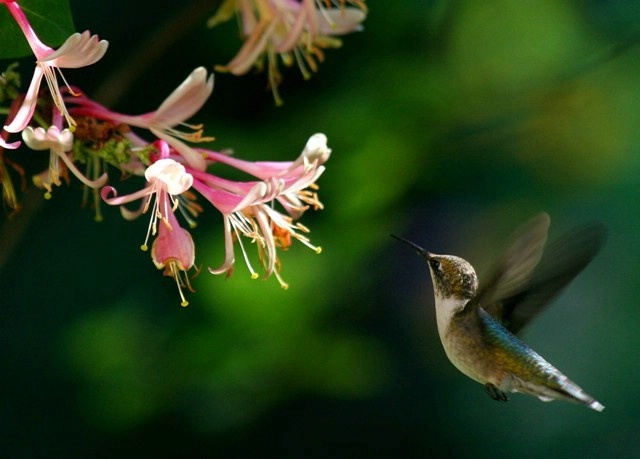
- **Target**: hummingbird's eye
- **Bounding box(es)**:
[430,259,441,271]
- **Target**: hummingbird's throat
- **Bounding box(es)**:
[433,295,468,338]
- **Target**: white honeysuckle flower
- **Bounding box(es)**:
[22,125,107,197]
[22,125,74,151]
[145,159,194,196]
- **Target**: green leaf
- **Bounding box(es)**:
[0,0,75,59]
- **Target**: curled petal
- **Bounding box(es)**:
[55,151,108,189]
[59,151,108,189]
[208,215,235,275]
[153,67,214,127]
[0,136,20,149]
[4,66,43,133]
[101,184,152,207]
[42,31,109,68]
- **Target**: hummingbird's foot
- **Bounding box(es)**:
[485,383,509,402]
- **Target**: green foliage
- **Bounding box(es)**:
[0,62,21,102]
[0,0,74,59]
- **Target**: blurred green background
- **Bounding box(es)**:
[2,0,640,457]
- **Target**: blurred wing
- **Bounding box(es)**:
[495,221,606,334]
[465,212,551,316]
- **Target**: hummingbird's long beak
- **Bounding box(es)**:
[390,234,432,259]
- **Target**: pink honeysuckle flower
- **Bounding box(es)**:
[191,177,270,279]
[3,2,108,132]
[189,134,329,287]
[22,125,108,198]
[151,204,196,307]
[101,156,196,304]
[210,0,366,104]
[101,157,194,249]
[69,67,214,171]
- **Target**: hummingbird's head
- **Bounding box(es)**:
[391,234,478,301]
[426,254,478,301]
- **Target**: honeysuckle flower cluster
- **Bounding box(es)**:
[0,0,333,306]
[209,0,367,104]
[0,0,108,210]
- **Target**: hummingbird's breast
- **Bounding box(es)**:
[435,297,497,385]
[441,319,498,384]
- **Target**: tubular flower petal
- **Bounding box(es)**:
[204,133,330,180]
[151,207,196,307]
[0,137,20,150]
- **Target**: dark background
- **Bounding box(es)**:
[2,0,640,457]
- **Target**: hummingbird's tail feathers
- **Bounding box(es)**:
[551,376,605,412]
[509,367,605,412]
[566,391,605,412]
[535,393,604,411]
[588,400,605,412]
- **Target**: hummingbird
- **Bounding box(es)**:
[392,213,606,411]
